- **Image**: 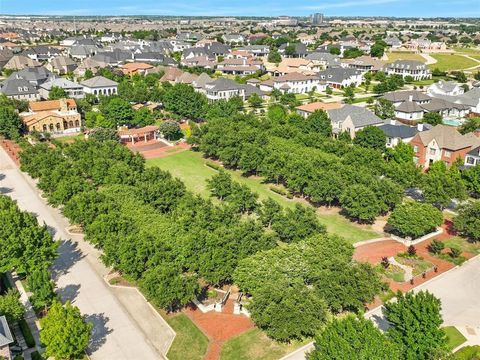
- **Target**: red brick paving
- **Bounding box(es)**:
[184,296,253,360]
[356,220,475,308]
[0,139,21,165]
[126,139,190,159]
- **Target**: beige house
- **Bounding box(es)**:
[20,98,82,134]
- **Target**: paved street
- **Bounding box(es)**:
[0,147,173,360]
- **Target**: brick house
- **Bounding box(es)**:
[410,124,480,169]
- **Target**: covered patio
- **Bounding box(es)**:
[118,125,160,144]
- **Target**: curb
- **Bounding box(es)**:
[102,275,176,359]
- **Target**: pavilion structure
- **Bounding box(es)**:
[118,125,160,144]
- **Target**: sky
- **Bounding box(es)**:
[1,0,479,17]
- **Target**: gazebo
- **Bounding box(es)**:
[118,125,160,144]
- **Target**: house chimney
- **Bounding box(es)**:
[408,95,413,102]
[59,98,68,113]
[417,123,424,131]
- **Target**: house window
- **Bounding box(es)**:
[466,156,475,165]
[444,150,451,158]
[413,146,418,153]
[429,148,436,155]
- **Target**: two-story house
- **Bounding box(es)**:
[410,124,480,169]
[384,60,432,80]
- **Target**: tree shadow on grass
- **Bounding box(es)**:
[85,313,112,353]
[50,239,85,282]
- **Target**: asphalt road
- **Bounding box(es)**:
[0,147,170,360]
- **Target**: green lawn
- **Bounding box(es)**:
[220,328,310,360]
[444,326,467,351]
[165,314,209,360]
[386,52,426,63]
[429,54,479,71]
[53,133,85,143]
[443,236,480,255]
[453,47,480,56]
[147,151,380,243]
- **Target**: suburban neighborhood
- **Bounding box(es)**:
[0,5,479,360]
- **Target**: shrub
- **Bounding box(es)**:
[269,186,287,196]
[19,318,35,348]
[205,161,222,171]
[30,352,43,360]
[381,256,390,269]
[428,239,445,254]
[407,245,417,257]
[450,247,462,258]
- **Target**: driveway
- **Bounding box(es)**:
[0,147,172,360]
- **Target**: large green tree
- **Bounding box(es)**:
[48,86,68,100]
[340,184,382,223]
[99,97,135,127]
[387,201,443,238]
[40,301,93,360]
[0,289,24,323]
[353,126,386,152]
[384,291,447,360]
[454,201,480,242]
[308,315,401,360]
[163,83,207,119]
[0,106,23,139]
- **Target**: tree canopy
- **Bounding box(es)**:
[387,201,443,238]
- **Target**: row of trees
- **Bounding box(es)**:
[191,107,415,223]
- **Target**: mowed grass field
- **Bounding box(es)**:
[165,314,209,360]
[220,328,310,360]
[146,150,380,243]
[429,54,479,71]
[386,52,426,63]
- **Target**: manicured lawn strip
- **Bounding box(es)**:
[146,151,380,242]
[443,236,480,255]
[220,328,310,360]
[382,264,405,282]
[53,134,85,143]
[444,326,467,351]
[165,314,209,360]
[429,54,479,71]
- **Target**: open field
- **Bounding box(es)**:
[165,314,209,360]
[444,326,467,351]
[386,52,426,63]
[220,328,310,360]
[429,54,479,71]
[146,150,380,243]
[453,47,480,56]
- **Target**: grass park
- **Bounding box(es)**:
[386,51,426,63]
[146,150,381,243]
[429,54,479,72]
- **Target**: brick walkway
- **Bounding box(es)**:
[184,296,253,360]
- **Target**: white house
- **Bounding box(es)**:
[317,68,362,89]
[39,78,84,99]
[384,60,431,80]
[80,76,118,97]
[263,72,326,94]
[428,80,464,97]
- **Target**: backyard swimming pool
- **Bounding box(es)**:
[443,118,464,127]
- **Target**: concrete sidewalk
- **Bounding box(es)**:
[0,146,172,360]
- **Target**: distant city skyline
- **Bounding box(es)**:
[2,0,479,17]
